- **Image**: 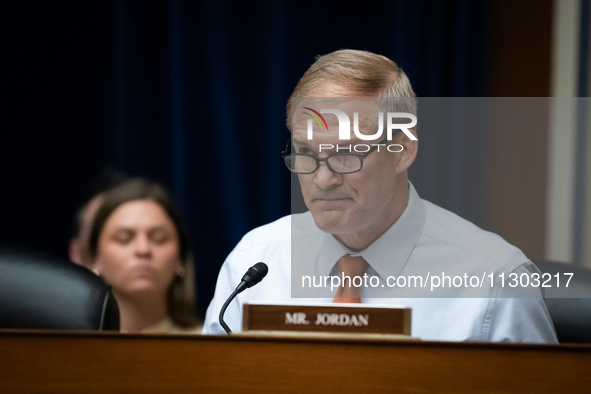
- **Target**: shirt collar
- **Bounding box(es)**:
[318,182,426,278]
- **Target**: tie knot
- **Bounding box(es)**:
[337,254,369,278]
[333,255,368,303]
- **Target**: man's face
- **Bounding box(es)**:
[291,92,412,246]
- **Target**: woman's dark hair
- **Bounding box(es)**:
[85,178,197,327]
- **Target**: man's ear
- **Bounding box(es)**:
[395,128,418,174]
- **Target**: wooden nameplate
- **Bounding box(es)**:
[242,303,411,335]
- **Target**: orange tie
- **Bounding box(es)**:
[333,255,369,303]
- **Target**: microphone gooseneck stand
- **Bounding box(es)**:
[219,262,268,334]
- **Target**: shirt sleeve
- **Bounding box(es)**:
[485,261,558,344]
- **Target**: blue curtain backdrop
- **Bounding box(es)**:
[2,0,491,316]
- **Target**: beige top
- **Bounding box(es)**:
[141,317,203,335]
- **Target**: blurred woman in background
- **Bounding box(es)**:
[84,178,201,333]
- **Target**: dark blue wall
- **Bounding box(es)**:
[2,0,492,316]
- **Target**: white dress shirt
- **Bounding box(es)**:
[203,183,558,343]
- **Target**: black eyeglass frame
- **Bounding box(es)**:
[280,136,393,175]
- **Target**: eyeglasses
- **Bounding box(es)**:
[281,137,389,174]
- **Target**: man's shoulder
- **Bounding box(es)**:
[234,211,318,252]
[420,200,529,271]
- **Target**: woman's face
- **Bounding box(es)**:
[94,199,181,299]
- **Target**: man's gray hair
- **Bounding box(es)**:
[286,49,417,129]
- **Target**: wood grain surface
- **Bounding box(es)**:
[1,330,590,393]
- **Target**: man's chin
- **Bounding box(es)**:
[311,210,350,234]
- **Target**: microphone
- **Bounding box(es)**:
[219,262,268,334]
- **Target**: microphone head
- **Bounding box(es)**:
[241,262,268,288]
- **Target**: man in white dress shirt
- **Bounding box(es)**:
[203,49,557,343]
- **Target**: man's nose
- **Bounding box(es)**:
[314,162,343,189]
